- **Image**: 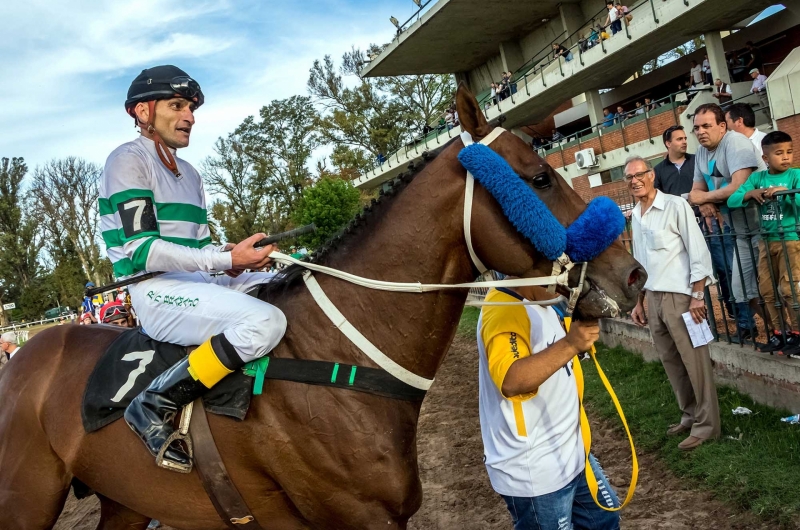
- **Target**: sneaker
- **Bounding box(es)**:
[758,330,784,353]
[779,332,800,356]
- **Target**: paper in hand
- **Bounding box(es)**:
[682,312,715,348]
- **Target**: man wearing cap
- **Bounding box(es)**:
[749,68,771,121]
[100,301,134,328]
[0,332,21,361]
[101,65,287,471]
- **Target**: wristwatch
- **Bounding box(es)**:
[691,291,705,301]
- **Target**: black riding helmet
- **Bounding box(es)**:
[124,65,204,113]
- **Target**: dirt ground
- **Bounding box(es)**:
[55,335,775,529]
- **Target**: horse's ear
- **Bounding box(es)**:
[456,82,492,141]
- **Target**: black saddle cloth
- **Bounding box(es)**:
[82,328,253,433]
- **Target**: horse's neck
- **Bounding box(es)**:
[289,151,474,379]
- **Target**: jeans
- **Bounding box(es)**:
[564,51,574,62]
[611,20,622,34]
[501,454,620,530]
[706,219,753,331]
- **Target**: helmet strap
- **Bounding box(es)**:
[134,101,182,179]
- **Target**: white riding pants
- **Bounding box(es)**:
[129,271,287,363]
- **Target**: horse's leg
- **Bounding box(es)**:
[96,495,150,530]
[0,421,71,529]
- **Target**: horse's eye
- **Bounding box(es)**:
[532,173,551,189]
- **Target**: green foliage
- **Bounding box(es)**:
[584,344,800,526]
[293,177,361,248]
[308,47,455,173]
[203,96,321,242]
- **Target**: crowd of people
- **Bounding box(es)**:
[476,100,793,528]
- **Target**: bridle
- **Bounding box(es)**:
[263,126,598,391]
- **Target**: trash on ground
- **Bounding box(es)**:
[781,414,800,424]
[732,407,752,415]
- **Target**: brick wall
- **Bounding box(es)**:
[545,105,687,171]
[570,175,632,204]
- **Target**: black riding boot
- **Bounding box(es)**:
[124,357,206,471]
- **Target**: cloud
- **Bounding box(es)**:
[0,0,399,173]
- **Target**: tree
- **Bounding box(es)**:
[28,157,105,285]
[639,36,705,76]
[293,176,361,248]
[308,47,455,174]
[203,96,321,241]
[0,158,44,324]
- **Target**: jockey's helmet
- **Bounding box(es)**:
[124,65,204,118]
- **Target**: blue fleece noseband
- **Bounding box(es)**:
[457,143,625,263]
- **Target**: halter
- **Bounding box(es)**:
[458,127,587,313]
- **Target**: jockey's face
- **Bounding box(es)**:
[135,98,196,149]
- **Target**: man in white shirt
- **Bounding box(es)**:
[725,103,766,156]
[689,61,704,86]
[749,68,771,121]
[0,332,21,361]
[627,155,720,451]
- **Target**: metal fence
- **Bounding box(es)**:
[615,187,800,354]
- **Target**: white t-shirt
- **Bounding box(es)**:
[749,129,767,157]
[608,7,619,21]
[690,65,703,84]
[477,289,584,497]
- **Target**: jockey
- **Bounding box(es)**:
[101,65,287,471]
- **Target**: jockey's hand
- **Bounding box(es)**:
[231,233,276,271]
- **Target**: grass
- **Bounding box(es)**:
[455,308,800,526]
[583,344,800,526]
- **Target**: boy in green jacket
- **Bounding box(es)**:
[728,131,800,354]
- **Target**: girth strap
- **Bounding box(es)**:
[190,400,263,529]
[243,357,427,401]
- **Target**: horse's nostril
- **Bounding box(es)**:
[628,267,641,287]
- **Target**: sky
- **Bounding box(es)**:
[0,0,423,173]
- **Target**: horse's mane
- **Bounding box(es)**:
[256,138,458,302]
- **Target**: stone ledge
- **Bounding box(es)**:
[600,318,800,412]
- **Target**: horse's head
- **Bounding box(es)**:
[454,84,646,318]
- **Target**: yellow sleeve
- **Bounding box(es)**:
[480,290,537,402]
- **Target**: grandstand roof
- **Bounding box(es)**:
[362,0,569,76]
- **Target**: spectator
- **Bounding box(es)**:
[628,155,720,451]
[376,153,386,165]
[744,41,763,73]
[507,72,517,95]
[615,105,627,124]
[702,54,712,85]
[749,68,771,121]
[490,83,498,105]
[578,33,589,53]
[655,125,736,321]
[552,42,573,62]
[0,331,21,361]
[644,97,655,111]
[725,103,766,156]
[599,25,610,40]
[588,26,600,47]
[605,1,621,35]
[711,78,732,105]
[99,301,134,328]
[688,103,767,341]
[445,110,455,130]
[654,125,695,197]
[634,101,645,115]
[728,131,800,354]
[729,51,747,82]
[551,129,565,142]
[689,60,703,87]
[80,311,97,325]
[616,2,632,25]
[437,116,446,132]
[477,283,620,529]
[602,108,616,128]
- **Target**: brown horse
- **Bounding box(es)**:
[0,85,645,529]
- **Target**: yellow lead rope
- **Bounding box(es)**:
[564,317,638,511]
